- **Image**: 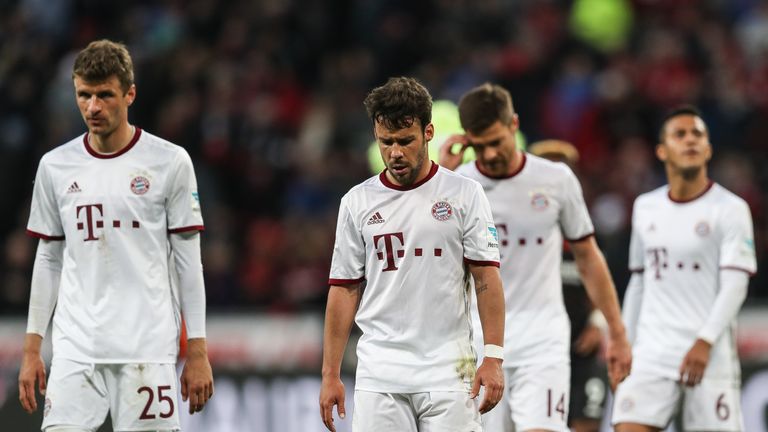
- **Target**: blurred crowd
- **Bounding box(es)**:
[1,0,766,313]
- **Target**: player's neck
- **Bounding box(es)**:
[89,123,135,154]
[507,149,524,176]
[667,168,711,202]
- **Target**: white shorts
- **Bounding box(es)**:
[612,370,743,431]
[481,361,570,432]
[42,358,180,432]
[353,390,482,432]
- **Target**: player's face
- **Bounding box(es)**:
[74,75,135,138]
[657,115,711,177]
[375,119,434,186]
[466,119,519,177]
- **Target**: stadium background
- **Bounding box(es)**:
[0,0,767,430]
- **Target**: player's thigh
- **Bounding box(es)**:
[42,358,109,432]
[352,390,417,432]
[106,363,180,432]
[507,362,570,431]
[569,354,608,424]
[414,391,482,432]
[611,371,680,430]
[682,378,743,431]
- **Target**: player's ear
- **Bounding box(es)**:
[509,114,520,133]
[655,143,667,162]
[125,84,137,106]
[424,122,434,142]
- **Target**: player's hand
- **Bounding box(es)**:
[679,338,711,387]
[605,332,632,391]
[18,350,46,414]
[180,339,214,414]
[471,357,504,414]
[319,375,346,432]
[438,134,470,171]
[574,324,603,356]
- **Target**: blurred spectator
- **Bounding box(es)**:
[1,0,767,312]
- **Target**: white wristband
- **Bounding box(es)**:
[484,344,504,360]
[588,310,608,332]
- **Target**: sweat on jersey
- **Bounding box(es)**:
[26,128,203,364]
[628,182,756,381]
[458,153,594,367]
[329,162,500,393]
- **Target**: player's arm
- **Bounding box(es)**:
[569,236,631,389]
[320,283,360,432]
[678,269,749,387]
[171,231,213,414]
[19,238,63,413]
[680,200,755,387]
[622,272,644,344]
[468,263,505,414]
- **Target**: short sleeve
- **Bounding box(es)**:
[27,158,64,240]
[719,199,756,275]
[558,167,594,241]
[167,150,204,233]
[462,181,500,266]
[627,201,644,272]
[328,195,366,284]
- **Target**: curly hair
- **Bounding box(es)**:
[72,39,134,93]
[363,77,432,131]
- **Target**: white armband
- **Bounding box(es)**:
[588,309,608,332]
[484,344,504,359]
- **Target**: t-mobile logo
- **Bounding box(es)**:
[373,232,405,272]
[647,247,668,280]
[76,204,103,241]
[76,204,141,241]
[373,232,443,272]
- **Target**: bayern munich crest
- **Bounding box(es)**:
[130,176,150,195]
[431,201,453,221]
[531,192,549,210]
[695,221,710,237]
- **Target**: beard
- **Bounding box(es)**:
[389,147,426,186]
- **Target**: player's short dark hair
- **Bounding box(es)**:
[658,105,703,143]
[364,77,432,132]
[458,83,515,134]
[72,39,134,94]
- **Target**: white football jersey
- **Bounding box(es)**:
[27,128,203,363]
[457,154,594,366]
[628,182,756,380]
[329,162,500,393]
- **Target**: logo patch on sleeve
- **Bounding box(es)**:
[191,191,201,211]
[487,223,499,249]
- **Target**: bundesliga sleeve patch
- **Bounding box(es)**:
[487,223,499,249]
[741,238,755,257]
[191,191,201,212]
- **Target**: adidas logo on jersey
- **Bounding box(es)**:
[67,182,82,193]
[367,212,385,225]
